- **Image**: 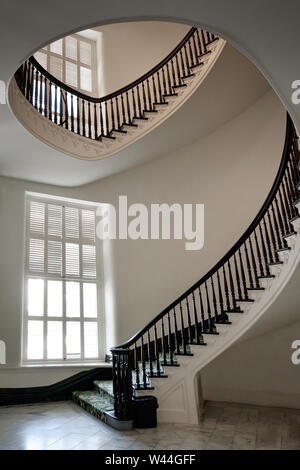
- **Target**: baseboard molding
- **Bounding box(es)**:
[0,367,112,406]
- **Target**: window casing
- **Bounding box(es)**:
[34,34,97,96]
[23,195,104,364]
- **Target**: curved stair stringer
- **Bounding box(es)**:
[9,39,225,161]
[135,215,300,424]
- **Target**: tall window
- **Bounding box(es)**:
[34,34,97,96]
[23,194,103,363]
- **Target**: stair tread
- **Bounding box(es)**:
[182,73,195,79]
[149,374,168,378]
[224,309,244,313]
[122,122,138,128]
[112,128,127,134]
[160,362,180,367]
[133,116,148,120]
[72,390,114,422]
[283,231,297,238]
[293,197,300,206]
[190,61,204,69]
[258,275,275,279]
[94,379,114,398]
[172,84,187,89]
[101,134,116,140]
[163,93,178,97]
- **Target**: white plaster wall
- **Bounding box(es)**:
[93,22,189,96]
[201,249,300,411]
[201,319,300,410]
[0,90,285,386]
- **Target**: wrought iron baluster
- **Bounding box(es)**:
[205,281,214,332]
[238,247,248,299]
[141,336,147,387]
[167,311,174,364]
[179,302,186,353]
[147,330,154,376]
[185,297,193,343]
[227,259,237,310]
[211,276,219,322]
[253,228,265,277]
[173,307,180,355]
[258,221,270,274]
[192,291,201,343]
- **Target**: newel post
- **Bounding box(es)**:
[111,347,134,420]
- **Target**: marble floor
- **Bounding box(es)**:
[0,400,299,450]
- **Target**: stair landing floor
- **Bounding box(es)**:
[0,400,299,449]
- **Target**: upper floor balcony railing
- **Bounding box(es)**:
[14,28,218,144]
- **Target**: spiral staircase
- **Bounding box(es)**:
[9,23,300,429]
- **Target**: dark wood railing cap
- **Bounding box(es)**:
[114,113,293,350]
[28,27,199,104]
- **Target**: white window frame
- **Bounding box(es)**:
[36,33,98,97]
[22,194,105,365]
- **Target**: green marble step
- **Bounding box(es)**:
[72,390,114,423]
[93,379,114,404]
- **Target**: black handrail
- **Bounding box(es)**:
[14,28,218,142]
[111,113,300,419]
[116,114,292,349]
[29,27,198,103]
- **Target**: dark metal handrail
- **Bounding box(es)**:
[29,27,198,103]
[116,114,293,349]
[14,28,218,141]
[111,113,300,419]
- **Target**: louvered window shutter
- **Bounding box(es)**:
[27,198,97,280]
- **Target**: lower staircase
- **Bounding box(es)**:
[73,114,300,427]
[72,380,114,423]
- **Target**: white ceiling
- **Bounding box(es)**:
[1,43,269,186]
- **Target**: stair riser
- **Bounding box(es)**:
[72,394,112,424]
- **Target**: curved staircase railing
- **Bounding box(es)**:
[14,28,217,141]
[111,114,300,421]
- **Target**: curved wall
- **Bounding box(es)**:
[2,1,300,132]
[0,89,285,388]
[94,90,285,347]
[93,21,189,96]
